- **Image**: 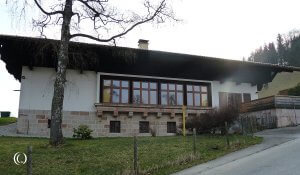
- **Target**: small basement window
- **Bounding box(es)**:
[139,121,150,133]
[110,121,121,133]
[48,119,51,128]
[167,122,176,133]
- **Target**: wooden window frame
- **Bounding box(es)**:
[100,75,212,107]
[133,81,158,105]
[160,83,183,106]
[186,85,209,107]
[103,79,129,104]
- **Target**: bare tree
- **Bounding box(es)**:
[6,0,176,146]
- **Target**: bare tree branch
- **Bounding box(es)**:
[70,0,168,42]
[33,0,63,16]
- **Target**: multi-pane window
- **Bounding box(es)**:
[133,81,158,105]
[103,80,129,104]
[101,78,211,107]
[186,85,208,107]
[139,121,150,133]
[161,83,183,106]
[167,122,177,133]
[110,121,121,133]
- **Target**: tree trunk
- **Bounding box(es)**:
[50,0,73,146]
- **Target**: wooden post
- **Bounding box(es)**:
[182,105,186,136]
[245,117,248,134]
[241,117,244,135]
[27,146,32,175]
[225,122,230,148]
[27,120,29,135]
[260,117,262,131]
[133,136,138,175]
[193,128,196,155]
[247,116,250,134]
[253,117,256,132]
[250,118,254,136]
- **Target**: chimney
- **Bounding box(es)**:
[138,39,149,50]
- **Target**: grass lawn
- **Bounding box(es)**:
[0,117,17,126]
[0,135,262,175]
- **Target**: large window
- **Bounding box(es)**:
[161,83,183,105]
[103,80,129,104]
[101,77,211,107]
[186,85,208,107]
[133,81,157,105]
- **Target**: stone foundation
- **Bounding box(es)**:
[17,109,186,137]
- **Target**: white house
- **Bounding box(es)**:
[1,35,298,137]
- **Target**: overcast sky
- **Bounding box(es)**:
[1,0,300,117]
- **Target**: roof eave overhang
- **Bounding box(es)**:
[1,35,299,84]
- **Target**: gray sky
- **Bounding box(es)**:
[1,0,300,116]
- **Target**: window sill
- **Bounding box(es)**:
[94,103,212,119]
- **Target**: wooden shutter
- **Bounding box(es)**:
[219,92,228,108]
[235,93,242,108]
[228,93,242,109]
[243,93,251,102]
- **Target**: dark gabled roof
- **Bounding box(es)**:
[1,34,299,87]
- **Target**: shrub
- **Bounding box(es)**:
[150,127,157,137]
[73,125,93,139]
[185,107,239,134]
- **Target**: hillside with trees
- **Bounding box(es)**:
[248,30,300,67]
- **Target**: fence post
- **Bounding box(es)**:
[253,117,257,132]
[260,117,263,131]
[193,128,196,155]
[246,116,249,134]
[27,146,32,175]
[133,136,138,175]
[250,118,254,136]
[225,122,230,148]
[241,117,244,135]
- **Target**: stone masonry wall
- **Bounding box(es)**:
[242,108,300,128]
[17,109,183,137]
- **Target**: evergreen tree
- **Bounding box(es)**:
[249,30,300,67]
[287,34,300,66]
[277,34,287,65]
[267,43,278,64]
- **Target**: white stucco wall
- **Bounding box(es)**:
[19,67,97,111]
[211,81,258,108]
[19,67,258,112]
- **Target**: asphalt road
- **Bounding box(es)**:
[175,126,300,175]
[201,136,300,175]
